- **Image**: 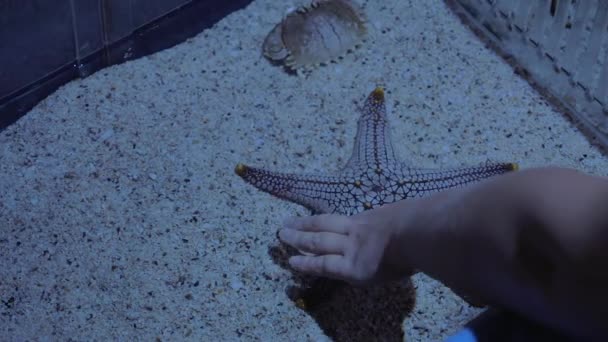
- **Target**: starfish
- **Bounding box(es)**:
[235,87,518,216]
[234,87,518,339]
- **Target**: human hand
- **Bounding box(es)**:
[278,211,414,285]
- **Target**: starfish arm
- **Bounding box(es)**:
[345,87,398,172]
[235,88,519,218]
[235,163,356,214]
[393,162,519,198]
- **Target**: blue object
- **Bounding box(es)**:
[445,328,477,342]
[444,309,578,342]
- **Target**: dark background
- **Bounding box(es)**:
[0,0,253,131]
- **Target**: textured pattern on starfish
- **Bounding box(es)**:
[235,87,517,216]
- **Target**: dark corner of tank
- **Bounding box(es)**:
[0,0,253,132]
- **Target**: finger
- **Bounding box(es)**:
[279,229,348,255]
[282,214,350,234]
[289,254,351,281]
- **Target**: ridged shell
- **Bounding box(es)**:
[263,0,367,71]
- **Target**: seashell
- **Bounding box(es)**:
[262,0,367,72]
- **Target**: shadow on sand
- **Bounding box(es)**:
[269,243,416,342]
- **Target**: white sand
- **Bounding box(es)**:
[1,0,606,340]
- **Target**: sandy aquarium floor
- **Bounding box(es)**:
[1,0,607,341]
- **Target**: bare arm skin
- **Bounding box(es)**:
[278,167,608,340]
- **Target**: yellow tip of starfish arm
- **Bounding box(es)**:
[295,298,307,310]
[235,163,248,176]
[371,87,384,102]
[510,163,519,171]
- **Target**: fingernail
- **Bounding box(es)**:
[278,228,290,242]
[282,216,297,229]
[288,256,301,268]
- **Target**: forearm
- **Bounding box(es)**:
[384,167,608,338]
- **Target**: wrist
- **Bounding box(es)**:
[387,187,470,279]
[375,193,450,277]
